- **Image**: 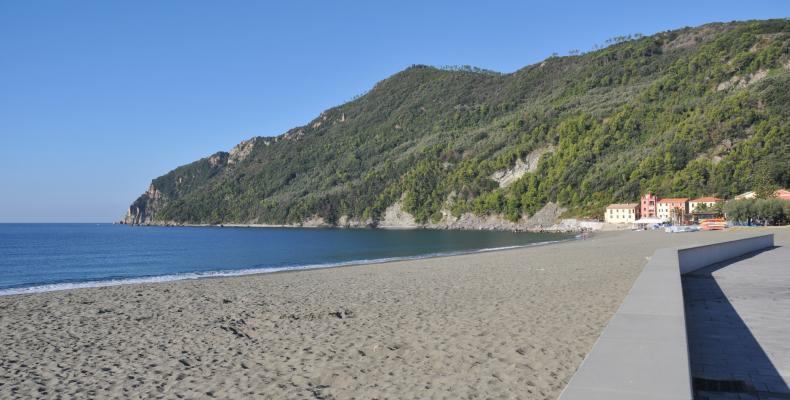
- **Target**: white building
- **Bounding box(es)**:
[656,198,688,222]
[689,197,723,212]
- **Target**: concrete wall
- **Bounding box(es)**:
[557,234,774,400]
[677,234,774,274]
[579,221,604,231]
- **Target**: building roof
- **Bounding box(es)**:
[690,197,723,203]
[734,190,789,200]
[606,203,638,210]
[735,191,756,200]
[658,197,689,203]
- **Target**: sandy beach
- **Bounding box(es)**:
[1,228,787,399]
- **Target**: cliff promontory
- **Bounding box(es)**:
[125,20,790,228]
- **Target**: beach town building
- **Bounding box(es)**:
[689,197,723,223]
[735,191,757,200]
[734,189,790,200]
[605,203,640,224]
[657,198,689,223]
[640,193,658,218]
[689,197,723,212]
[610,193,747,226]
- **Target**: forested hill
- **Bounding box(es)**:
[124,19,790,227]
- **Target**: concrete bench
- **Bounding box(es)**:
[557,234,775,400]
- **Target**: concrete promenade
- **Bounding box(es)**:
[559,232,787,400]
[684,246,790,400]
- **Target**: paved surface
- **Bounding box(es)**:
[560,234,777,400]
[683,246,790,400]
[558,247,693,400]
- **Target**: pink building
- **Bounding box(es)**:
[640,193,658,218]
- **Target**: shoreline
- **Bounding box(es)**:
[0,233,580,297]
[3,228,786,399]
[119,222,590,233]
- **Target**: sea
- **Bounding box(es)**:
[0,224,573,296]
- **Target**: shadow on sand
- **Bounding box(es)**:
[682,247,790,400]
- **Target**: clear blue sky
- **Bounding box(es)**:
[1,1,788,222]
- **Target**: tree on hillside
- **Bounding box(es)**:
[754,173,778,199]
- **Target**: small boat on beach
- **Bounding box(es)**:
[700,218,727,231]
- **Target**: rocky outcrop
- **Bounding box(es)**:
[374,201,579,232]
[716,69,769,91]
[490,146,554,188]
[491,159,530,188]
[299,215,331,228]
[432,202,573,231]
[122,139,261,225]
[430,213,526,231]
[122,184,167,225]
[378,201,418,229]
[228,138,259,165]
[337,215,373,228]
[430,203,602,232]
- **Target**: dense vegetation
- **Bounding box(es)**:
[126,20,790,226]
[724,199,790,225]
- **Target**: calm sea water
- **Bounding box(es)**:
[0,224,573,295]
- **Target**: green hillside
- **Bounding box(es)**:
[124,19,790,227]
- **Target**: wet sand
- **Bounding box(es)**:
[1,227,787,399]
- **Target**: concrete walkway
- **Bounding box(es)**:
[683,246,790,400]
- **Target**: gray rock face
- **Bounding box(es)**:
[428,202,570,231]
[490,146,555,188]
[377,201,574,232]
[378,202,418,229]
[122,184,167,225]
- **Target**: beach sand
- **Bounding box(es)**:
[1,227,787,399]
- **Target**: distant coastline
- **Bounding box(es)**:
[117,221,593,233]
[117,202,603,233]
